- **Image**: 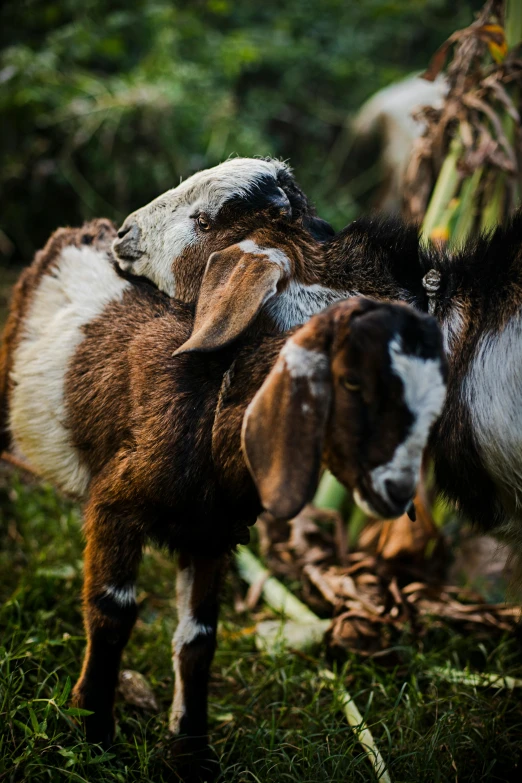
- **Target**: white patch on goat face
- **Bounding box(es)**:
[465,317,522,504]
[369,337,446,509]
[104,584,137,607]
[237,239,291,274]
[113,157,291,299]
[9,246,130,497]
[169,563,213,734]
[116,219,195,297]
[266,281,354,331]
[279,338,330,397]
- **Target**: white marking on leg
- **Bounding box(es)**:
[369,336,446,504]
[169,562,213,734]
[9,245,130,497]
[104,584,137,607]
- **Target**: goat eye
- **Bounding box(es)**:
[196,214,211,231]
[342,377,360,392]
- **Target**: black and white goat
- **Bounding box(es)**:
[0,221,446,779]
[319,213,522,553]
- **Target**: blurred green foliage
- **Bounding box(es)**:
[1,0,481,261]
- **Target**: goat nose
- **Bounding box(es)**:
[385,479,413,509]
[113,223,142,261]
[117,224,132,239]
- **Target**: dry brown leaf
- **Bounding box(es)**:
[118,670,159,712]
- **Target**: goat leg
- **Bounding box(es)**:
[72,499,143,748]
[167,550,227,780]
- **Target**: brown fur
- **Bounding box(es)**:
[175,243,285,354]
[58,286,442,764]
[0,228,445,777]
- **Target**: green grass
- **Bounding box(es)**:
[2,473,522,782]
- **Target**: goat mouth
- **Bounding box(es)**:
[113,249,144,264]
[112,241,144,264]
[353,482,410,521]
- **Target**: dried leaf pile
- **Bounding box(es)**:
[256,505,520,658]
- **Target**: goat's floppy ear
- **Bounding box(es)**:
[242,317,333,520]
[174,244,288,355]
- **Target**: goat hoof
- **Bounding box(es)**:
[71,685,115,749]
[162,736,219,782]
[82,713,115,749]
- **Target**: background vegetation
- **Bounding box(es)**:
[2,474,522,782]
[1,0,481,262]
[5,2,522,782]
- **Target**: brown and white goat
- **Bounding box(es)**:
[0,224,446,778]
[122,178,522,554]
[112,154,334,301]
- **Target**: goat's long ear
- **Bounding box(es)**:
[241,317,333,520]
[174,244,288,355]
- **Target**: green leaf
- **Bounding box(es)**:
[57,676,72,707]
[63,706,94,717]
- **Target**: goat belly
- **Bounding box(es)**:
[145,492,261,555]
[430,318,522,533]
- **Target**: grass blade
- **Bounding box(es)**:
[321,669,392,783]
[236,547,392,781]
[235,546,319,623]
[428,665,522,690]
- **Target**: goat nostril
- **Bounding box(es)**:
[385,479,413,509]
[117,225,132,239]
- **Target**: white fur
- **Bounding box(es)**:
[280,339,328,379]
[237,239,291,274]
[9,245,130,497]
[117,220,195,298]
[114,158,291,297]
[266,281,354,331]
[465,317,522,505]
[353,75,447,211]
[169,562,213,734]
[442,303,466,355]
[104,584,137,607]
[369,337,446,504]
[278,338,330,399]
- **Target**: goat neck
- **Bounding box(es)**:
[322,215,427,305]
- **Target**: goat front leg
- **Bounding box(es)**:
[168,551,227,777]
[72,500,143,747]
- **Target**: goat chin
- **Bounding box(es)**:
[352,489,382,519]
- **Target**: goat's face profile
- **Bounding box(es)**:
[243,298,447,521]
[112,157,332,300]
[327,300,447,518]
